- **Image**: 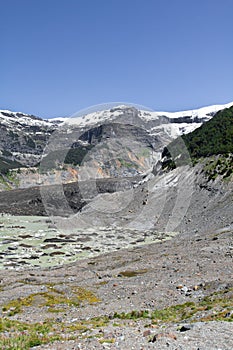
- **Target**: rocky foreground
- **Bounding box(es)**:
[0,224,232,349]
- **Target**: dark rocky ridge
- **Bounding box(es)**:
[78,122,160,148]
[0,176,141,216]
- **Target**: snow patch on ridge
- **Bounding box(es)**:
[0,110,51,127]
[139,101,233,121]
[48,101,233,129]
[150,123,200,138]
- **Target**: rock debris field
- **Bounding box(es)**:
[0,217,232,349]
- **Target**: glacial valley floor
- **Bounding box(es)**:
[0,225,232,349]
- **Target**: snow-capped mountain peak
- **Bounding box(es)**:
[0,109,57,167]
[51,101,233,140]
[51,101,233,127]
[0,109,51,128]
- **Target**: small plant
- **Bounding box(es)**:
[99,338,115,344]
[0,318,59,350]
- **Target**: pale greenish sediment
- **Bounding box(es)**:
[0,215,177,270]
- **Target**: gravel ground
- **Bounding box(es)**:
[0,225,232,349]
[33,321,233,350]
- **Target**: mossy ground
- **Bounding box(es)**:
[1,286,232,349]
[112,288,233,323]
[1,284,100,317]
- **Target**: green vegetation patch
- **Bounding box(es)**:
[1,285,100,316]
[182,105,233,159]
[0,315,109,350]
[112,288,233,323]
[0,318,60,350]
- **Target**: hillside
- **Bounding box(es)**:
[162,105,233,179]
[182,105,233,158]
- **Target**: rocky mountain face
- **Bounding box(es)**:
[0,110,58,168]
[0,101,232,190]
[62,122,163,178]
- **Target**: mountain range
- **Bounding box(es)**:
[0,101,232,181]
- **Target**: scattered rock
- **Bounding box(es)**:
[149,332,177,342]
[179,324,193,332]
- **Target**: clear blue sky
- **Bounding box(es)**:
[1,0,233,118]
